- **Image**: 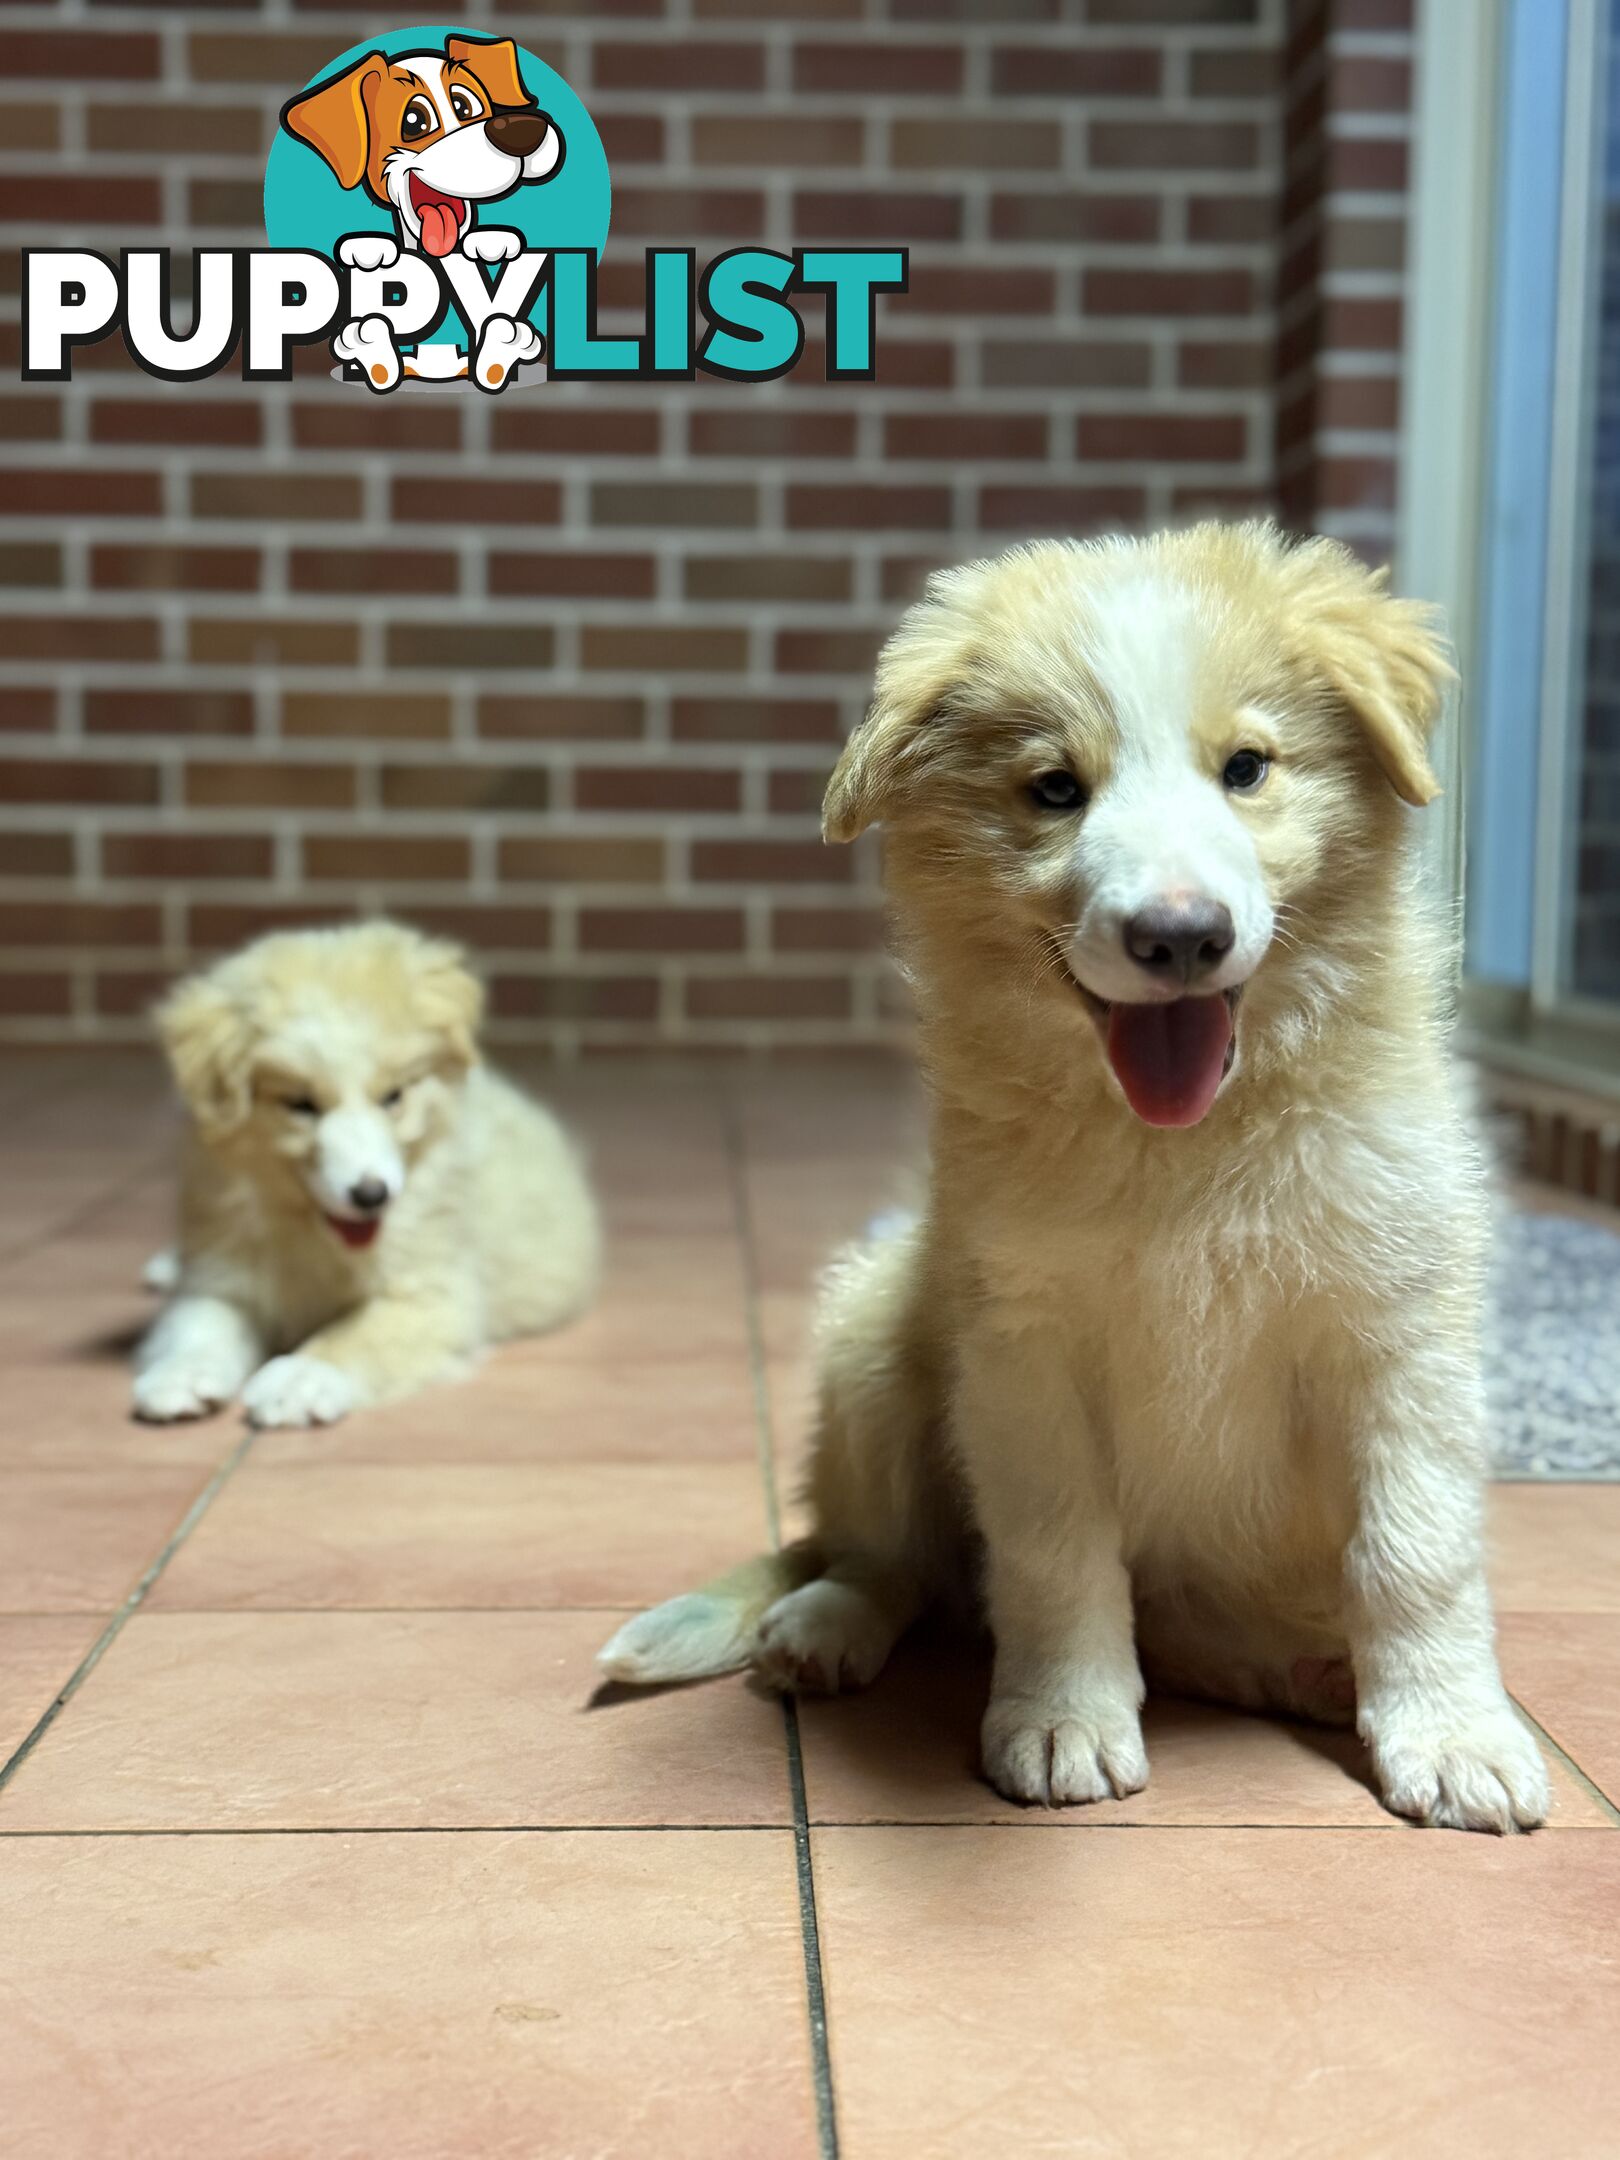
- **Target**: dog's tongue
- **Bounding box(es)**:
[419,198,461,258]
[1106,996,1232,1127]
[327,1215,381,1251]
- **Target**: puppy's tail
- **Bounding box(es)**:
[598,1540,823,1685]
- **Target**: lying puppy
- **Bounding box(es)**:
[134,921,598,1430]
[603,521,1549,1835]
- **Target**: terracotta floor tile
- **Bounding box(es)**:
[0,1615,104,1763]
[1501,1612,1620,1809]
[796,1631,1604,1829]
[1489,1484,1620,1611]
[813,1825,1620,2160]
[0,1358,233,1470]
[147,1459,769,1612]
[0,1466,213,1613]
[0,1830,818,2160]
[0,1610,790,1830]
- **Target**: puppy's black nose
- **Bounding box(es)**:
[1123,899,1235,986]
[485,111,548,158]
[348,1177,390,1213]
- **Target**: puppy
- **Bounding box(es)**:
[603,521,1550,1836]
[134,922,598,1431]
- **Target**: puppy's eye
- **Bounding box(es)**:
[448,87,483,123]
[1029,769,1087,813]
[379,1086,404,1109]
[1223,749,1270,793]
[400,97,436,141]
[283,1095,319,1117]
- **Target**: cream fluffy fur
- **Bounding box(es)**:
[134,921,598,1430]
[602,521,1549,1836]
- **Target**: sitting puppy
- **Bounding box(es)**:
[134,921,598,1430]
[602,520,1549,1836]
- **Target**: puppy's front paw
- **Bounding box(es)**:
[1366,1697,1550,1834]
[755,1579,897,1696]
[132,1360,237,1423]
[461,226,523,264]
[337,234,399,272]
[242,1355,359,1430]
[982,1691,1149,1808]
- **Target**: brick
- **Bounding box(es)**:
[594,111,666,165]
[187,903,345,951]
[188,32,349,84]
[581,906,744,954]
[691,114,864,166]
[0,689,56,732]
[87,101,263,155]
[93,971,174,1021]
[1076,413,1247,461]
[1189,48,1279,96]
[885,413,1046,460]
[1083,267,1254,317]
[672,697,842,744]
[979,484,1148,531]
[686,974,851,1021]
[1091,119,1260,170]
[0,618,159,663]
[698,0,859,13]
[1317,375,1401,431]
[289,549,459,597]
[400,907,553,952]
[1325,137,1408,193]
[0,974,70,1019]
[1336,56,1411,111]
[480,696,645,742]
[379,766,552,814]
[491,976,660,1025]
[684,555,851,604]
[1179,339,1272,389]
[492,409,660,457]
[2,470,161,517]
[893,118,1060,170]
[880,554,954,601]
[186,762,356,812]
[489,552,657,600]
[595,41,765,91]
[102,832,273,879]
[612,187,765,240]
[9,30,159,79]
[575,765,742,814]
[294,403,461,453]
[499,837,665,884]
[86,689,254,737]
[302,835,471,884]
[0,102,60,152]
[795,41,964,93]
[692,839,848,884]
[93,545,258,593]
[990,191,1159,246]
[689,410,857,459]
[192,472,362,521]
[767,769,827,815]
[591,481,758,529]
[772,905,883,953]
[189,619,359,668]
[580,625,748,674]
[391,477,562,526]
[787,484,951,531]
[0,832,73,877]
[0,394,60,441]
[901,265,1054,315]
[92,399,261,448]
[0,903,160,949]
[385,623,557,672]
[982,338,1152,389]
[1187,193,1276,245]
[189,180,264,230]
[775,626,888,675]
[283,693,450,743]
[1321,296,1403,352]
[1089,0,1258,22]
[993,45,1161,95]
[0,543,61,587]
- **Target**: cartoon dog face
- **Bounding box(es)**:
[282,35,563,257]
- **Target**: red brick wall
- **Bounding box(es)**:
[0,0,1409,1049]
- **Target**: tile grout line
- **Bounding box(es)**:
[0,1428,260,1796]
[720,1075,841,2160]
[1508,1691,1620,1827]
[6,1818,1615,1842]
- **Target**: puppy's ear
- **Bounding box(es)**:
[281,53,384,193]
[1282,538,1454,808]
[448,35,534,110]
[412,937,485,1068]
[155,973,254,1135]
[823,564,987,842]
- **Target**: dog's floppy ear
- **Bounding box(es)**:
[155,971,255,1135]
[281,53,384,193]
[823,563,988,842]
[1281,537,1454,808]
[411,936,486,1068]
[447,35,534,110]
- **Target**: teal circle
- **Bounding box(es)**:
[263,24,609,350]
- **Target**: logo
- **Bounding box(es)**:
[21,23,907,393]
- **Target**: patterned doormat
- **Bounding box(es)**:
[1490,1210,1620,1479]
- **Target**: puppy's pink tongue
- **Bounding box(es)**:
[1106,996,1232,1127]
[419,201,460,257]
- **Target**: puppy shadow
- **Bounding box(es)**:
[74,1318,148,1364]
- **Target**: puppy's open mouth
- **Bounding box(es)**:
[408,173,470,258]
[324,1214,382,1251]
[1052,944,1242,1129]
